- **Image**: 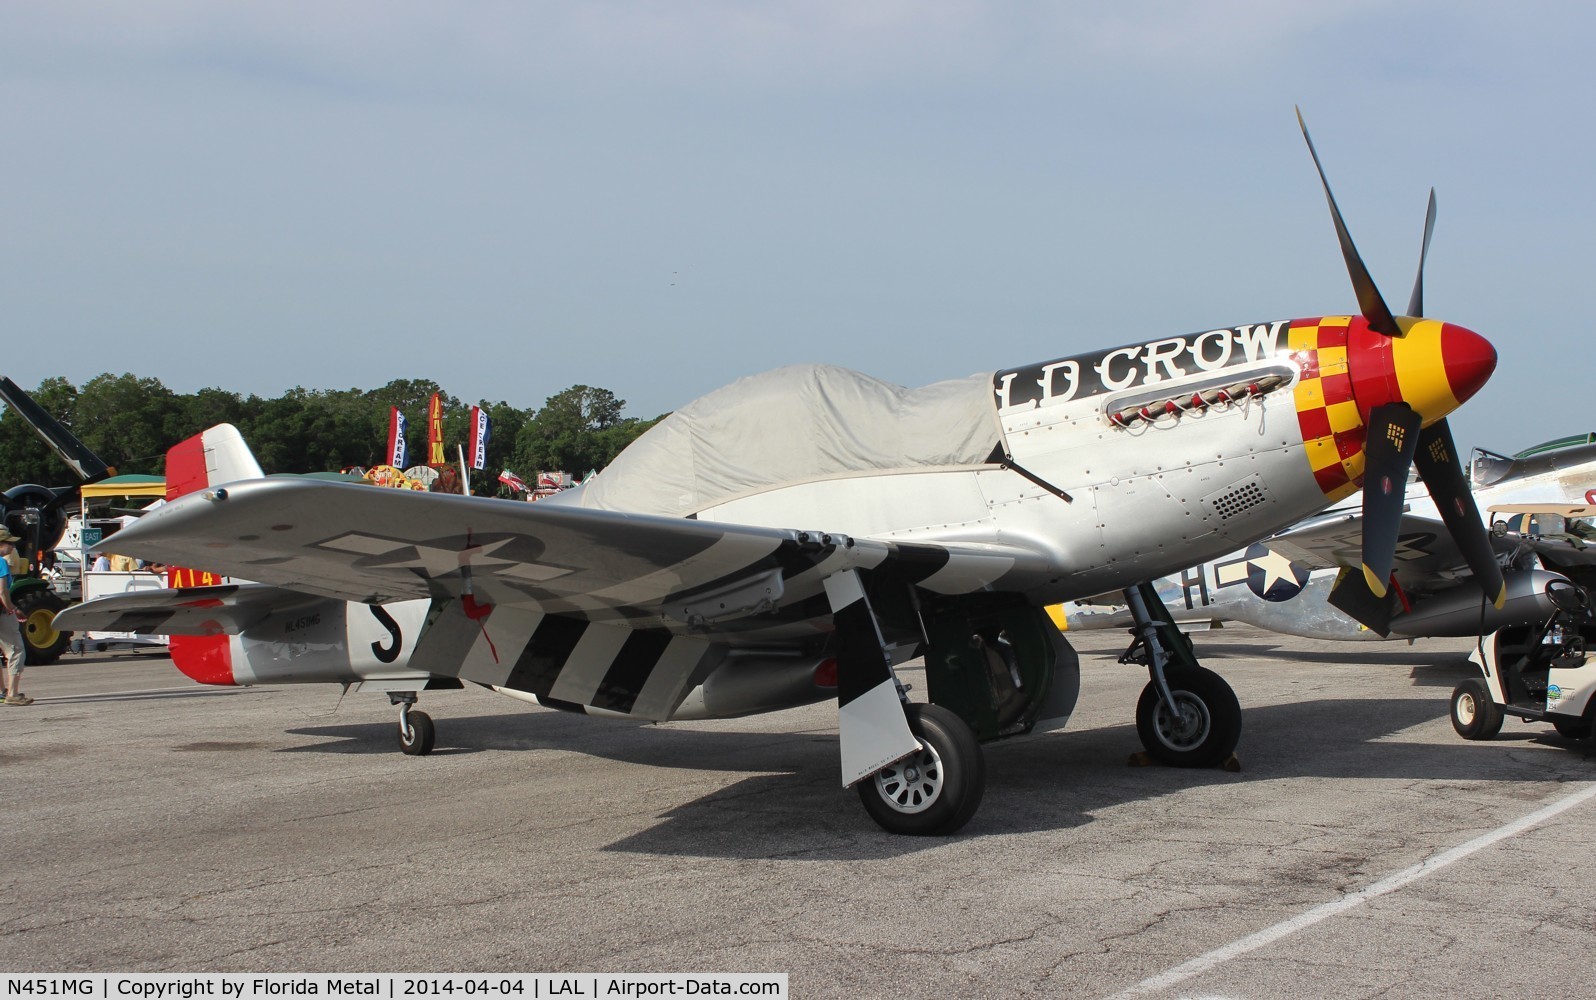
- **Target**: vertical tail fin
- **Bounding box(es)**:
[164,423,264,502]
[164,424,263,686]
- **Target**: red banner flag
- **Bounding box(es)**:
[468,406,491,470]
[498,469,528,494]
[386,408,409,469]
[427,393,444,465]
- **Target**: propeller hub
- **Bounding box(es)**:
[1346,317,1496,426]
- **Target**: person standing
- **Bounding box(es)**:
[0,529,29,705]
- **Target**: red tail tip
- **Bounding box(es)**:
[168,634,235,686]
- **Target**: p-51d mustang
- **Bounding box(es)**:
[58,115,1504,835]
[1057,437,1596,641]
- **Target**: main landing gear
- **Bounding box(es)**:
[390,692,436,756]
[856,703,986,836]
[1120,583,1242,768]
[825,568,991,837]
[831,574,1079,835]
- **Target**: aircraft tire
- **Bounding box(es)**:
[15,588,71,666]
[856,703,985,836]
[1450,679,1503,740]
[1135,666,1241,768]
[399,710,436,756]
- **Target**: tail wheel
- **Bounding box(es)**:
[856,703,985,836]
[1450,678,1504,740]
[1135,666,1242,768]
[15,587,70,665]
[399,709,435,756]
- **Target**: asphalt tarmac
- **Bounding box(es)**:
[3,627,1594,998]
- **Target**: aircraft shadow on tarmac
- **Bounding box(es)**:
[1083,640,1480,689]
[281,687,1593,860]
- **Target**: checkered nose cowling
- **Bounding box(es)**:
[1344,317,1497,426]
[1288,316,1365,502]
[1286,315,1497,503]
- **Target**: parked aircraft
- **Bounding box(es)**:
[1057,437,1596,640]
[57,115,1504,834]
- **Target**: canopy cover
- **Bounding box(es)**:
[576,365,1003,517]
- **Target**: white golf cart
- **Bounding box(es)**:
[1449,507,1596,743]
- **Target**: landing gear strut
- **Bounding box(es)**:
[1121,583,1241,768]
[390,692,436,756]
[824,568,986,836]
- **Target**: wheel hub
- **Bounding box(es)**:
[24,608,59,647]
[1154,692,1212,751]
[1456,693,1477,725]
[872,745,944,815]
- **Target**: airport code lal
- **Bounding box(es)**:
[3,978,787,999]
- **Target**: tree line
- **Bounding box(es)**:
[0,374,664,494]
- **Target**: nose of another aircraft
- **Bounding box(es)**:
[1346,318,1497,425]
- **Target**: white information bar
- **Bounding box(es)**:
[2,976,787,1000]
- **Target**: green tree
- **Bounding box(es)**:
[300,388,385,473]
[237,390,312,475]
[72,374,182,475]
[170,387,248,450]
[31,377,79,423]
[0,378,79,486]
[367,378,452,415]
[0,374,650,488]
[514,385,625,475]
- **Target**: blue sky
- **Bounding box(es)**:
[3,2,1589,457]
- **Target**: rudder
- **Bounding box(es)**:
[164,423,265,685]
[165,423,264,502]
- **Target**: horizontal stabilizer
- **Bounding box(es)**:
[53,583,330,637]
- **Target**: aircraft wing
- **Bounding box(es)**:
[53,583,330,636]
[1265,509,1495,593]
[89,478,1061,638]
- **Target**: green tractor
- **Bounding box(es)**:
[3,484,77,664]
[0,376,119,665]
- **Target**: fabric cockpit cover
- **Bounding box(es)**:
[575,365,1002,517]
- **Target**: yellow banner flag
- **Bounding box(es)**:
[427,392,444,465]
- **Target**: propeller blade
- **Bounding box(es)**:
[1327,567,1398,637]
[1407,188,1437,317]
[1360,402,1423,597]
[1296,108,1401,337]
[1413,418,1508,609]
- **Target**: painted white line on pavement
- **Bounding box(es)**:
[1105,781,1596,999]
